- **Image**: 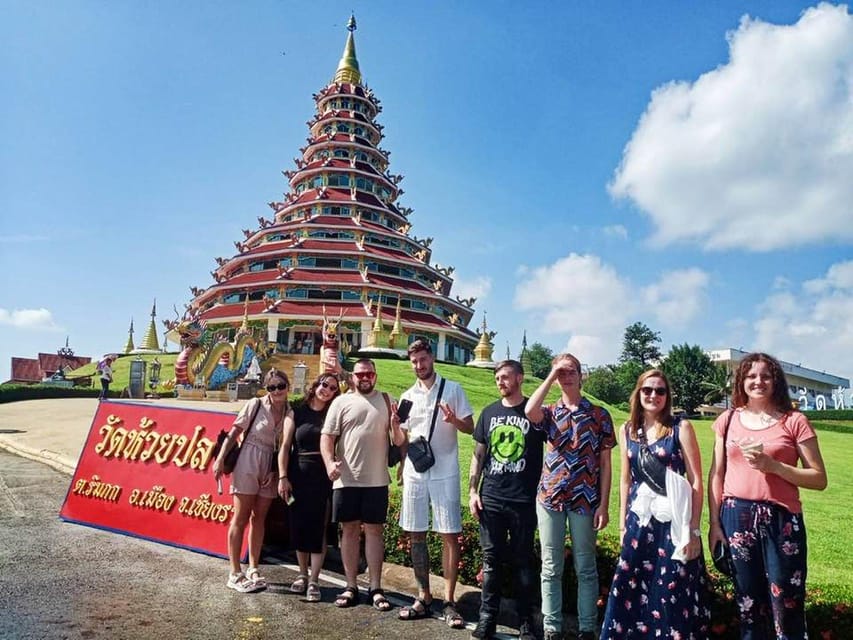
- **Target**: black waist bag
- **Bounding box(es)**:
[407,436,435,472]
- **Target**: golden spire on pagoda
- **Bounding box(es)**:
[371,298,384,333]
[124,318,135,354]
[139,299,160,352]
[334,15,362,85]
[388,298,406,348]
[468,312,497,369]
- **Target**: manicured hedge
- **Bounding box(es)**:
[802,409,853,421]
[0,384,107,403]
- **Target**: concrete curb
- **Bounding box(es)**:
[0,437,76,475]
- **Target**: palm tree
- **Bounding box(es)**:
[701,363,731,408]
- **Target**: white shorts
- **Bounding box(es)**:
[399,474,462,534]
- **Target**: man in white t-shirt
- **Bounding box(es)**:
[396,339,473,629]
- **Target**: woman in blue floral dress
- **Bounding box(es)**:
[601,369,710,639]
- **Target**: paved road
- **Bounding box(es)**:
[0,450,503,640]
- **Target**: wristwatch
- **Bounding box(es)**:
[691,528,702,538]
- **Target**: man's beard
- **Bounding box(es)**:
[357,379,376,394]
[416,366,434,381]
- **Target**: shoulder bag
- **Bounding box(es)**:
[213,398,261,475]
[406,378,446,473]
[712,409,737,577]
[635,421,668,496]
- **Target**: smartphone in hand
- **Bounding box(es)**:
[397,398,413,422]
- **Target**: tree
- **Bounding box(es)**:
[701,363,731,407]
[661,344,716,415]
[615,360,645,401]
[620,322,662,367]
[583,366,624,405]
[524,342,554,379]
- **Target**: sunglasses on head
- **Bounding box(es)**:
[266,383,288,392]
[640,386,667,397]
[353,371,376,379]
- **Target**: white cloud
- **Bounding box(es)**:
[642,268,710,327]
[603,224,628,240]
[753,261,853,381]
[0,308,63,331]
[514,254,711,365]
[514,253,633,364]
[609,3,853,251]
[451,275,492,303]
[803,260,853,294]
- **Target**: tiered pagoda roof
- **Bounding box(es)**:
[186,17,478,362]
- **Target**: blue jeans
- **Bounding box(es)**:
[478,500,537,624]
[537,502,599,633]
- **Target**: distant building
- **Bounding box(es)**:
[8,348,92,385]
[708,348,850,409]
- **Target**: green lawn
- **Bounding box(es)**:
[67,353,179,390]
[373,358,851,602]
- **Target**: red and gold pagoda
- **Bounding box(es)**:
[186,17,478,365]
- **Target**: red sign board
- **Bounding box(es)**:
[60,400,241,558]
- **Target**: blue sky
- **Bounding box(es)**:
[2,1,852,384]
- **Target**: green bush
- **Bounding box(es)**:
[0,384,108,403]
[802,409,853,421]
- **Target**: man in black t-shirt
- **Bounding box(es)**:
[468,360,544,640]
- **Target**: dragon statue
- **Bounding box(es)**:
[170,318,269,389]
[320,306,344,375]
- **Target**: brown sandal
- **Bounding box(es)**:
[334,586,359,608]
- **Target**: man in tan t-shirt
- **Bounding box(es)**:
[321,358,405,611]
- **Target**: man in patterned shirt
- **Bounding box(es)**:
[525,353,615,640]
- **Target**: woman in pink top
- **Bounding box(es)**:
[213,369,294,593]
[708,353,827,640]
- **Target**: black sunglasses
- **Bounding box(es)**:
[266,383,288,392]
[319,380,338,390]
[640,386,667,396]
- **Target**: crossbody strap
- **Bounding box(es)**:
[242,397,262,437]
[720,408,735,475]
[425,378,446,443]
[381,392,392,434]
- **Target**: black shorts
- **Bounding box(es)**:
[332,486,389,524]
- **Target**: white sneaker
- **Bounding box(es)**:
[227,572,262,593]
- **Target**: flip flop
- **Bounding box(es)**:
[398,597,431,620]
[334,586,359,608]
[443,602,465,629]
[368,588,392,612]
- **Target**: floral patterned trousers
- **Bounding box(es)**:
[720,497,808,640]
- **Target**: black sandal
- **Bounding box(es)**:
[334,586,359,608]
[398,597,431,620]
[443,602,465,629]
[368,588,392,612]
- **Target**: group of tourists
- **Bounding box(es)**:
[211,346,827,640]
